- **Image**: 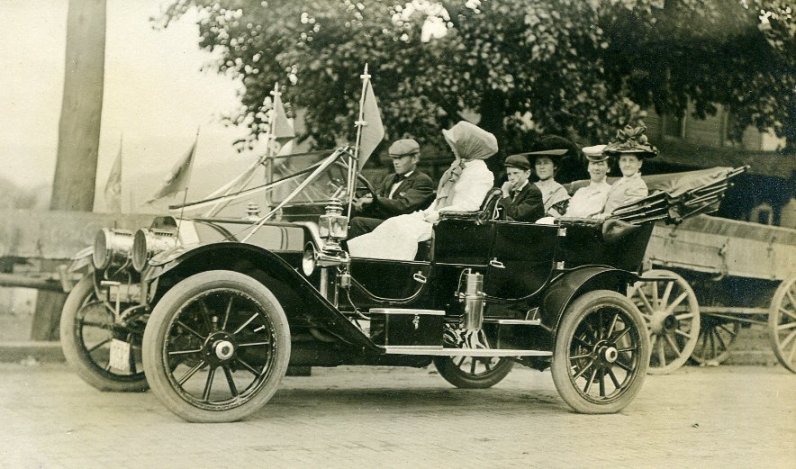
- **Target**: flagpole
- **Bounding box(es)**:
[119,133,123,213]
[347,64,371,220]
[264,83,280,212]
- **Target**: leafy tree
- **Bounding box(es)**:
[157,0,796,173]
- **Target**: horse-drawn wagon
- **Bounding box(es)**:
[629,208,796,374]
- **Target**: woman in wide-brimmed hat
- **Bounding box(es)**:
[523,135,578,217]
[348,121,497,260]
[601,125,658,217]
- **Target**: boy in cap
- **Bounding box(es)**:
[498,154,544,222]
[348,138,434,238]
[601,126,657,217]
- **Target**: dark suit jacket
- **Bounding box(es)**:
[364,170,435,219]
[498,182,545,222]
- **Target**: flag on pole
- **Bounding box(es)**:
[271,87,295,145]
[148,134,198,202]
[104,138,122,212]
[356,77,385,169]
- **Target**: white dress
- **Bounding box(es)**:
[566,180,612,218]
[348,159,494,260]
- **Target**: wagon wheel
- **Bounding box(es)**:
[551,290,649,414]
[690,313,740,366]
[433,356,514,389]
[628,270,700,374]
[768,274,796,373]
[60,275,148,392]
[143,271,290,422]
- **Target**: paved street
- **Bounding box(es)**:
[0,363,793,468]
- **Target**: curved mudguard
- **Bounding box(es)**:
[146,242,378,351]
[541,265,638,334]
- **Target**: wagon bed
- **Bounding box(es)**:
[629,200,796,374]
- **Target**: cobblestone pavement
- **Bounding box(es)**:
[1,363,793,469]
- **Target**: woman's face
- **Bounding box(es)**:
[535,157,556,181]
[618,155,643,177]
[588,160,609,182]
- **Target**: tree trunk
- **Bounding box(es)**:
[50,0,106,211]
[478,90,507,177]
[35,0,106,341]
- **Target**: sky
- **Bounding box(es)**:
[0,0,260,210]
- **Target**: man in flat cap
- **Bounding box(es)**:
[498,154,544,222]
[348,138,434,238]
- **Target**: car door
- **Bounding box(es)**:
[484,221,558,300]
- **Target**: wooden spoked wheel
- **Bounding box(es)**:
[769,274,796,373]
[628,270,700,374]
[690,314,740,366]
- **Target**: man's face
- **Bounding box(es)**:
[588,160,608,183]
[534,157,556,181]
[391,153,418,175]
[618,154,643,177]
[506,167,530,189]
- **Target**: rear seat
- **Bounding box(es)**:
[414,188,503,261]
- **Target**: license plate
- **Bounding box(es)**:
[109,339,131,372]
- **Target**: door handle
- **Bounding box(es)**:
[489,258,505,269]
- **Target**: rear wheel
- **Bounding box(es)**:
[551,290,649,414]
[143,271,290,422]
[59,275,148,392]
[433,356,514,389]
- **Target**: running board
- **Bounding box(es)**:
[381,346,552,357]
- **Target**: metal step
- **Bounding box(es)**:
[381,346,551,357]
[483,318,542,326]
[369,308,445,316]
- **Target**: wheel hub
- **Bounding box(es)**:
[650,309,678,334]
[592,340,620,365]
[204,331,236,365]
[214,340,235,360]
[597,345,619,364]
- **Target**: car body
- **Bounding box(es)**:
[61,146,743,422]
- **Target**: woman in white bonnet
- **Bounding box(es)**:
[348,121,497,260]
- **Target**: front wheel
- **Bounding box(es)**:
[551,290,650,414]
[59,275,148,392]
[142,270,290,422]
[433,356,514,389]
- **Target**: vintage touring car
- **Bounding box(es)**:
[60,146,745,422]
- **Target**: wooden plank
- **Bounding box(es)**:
[645,215,796,280]
[0,209,156,260]
[0,273,63,292]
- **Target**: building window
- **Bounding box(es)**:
[662,114,685,138]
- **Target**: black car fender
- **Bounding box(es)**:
[144,242,377,350]
[540,265,639,334]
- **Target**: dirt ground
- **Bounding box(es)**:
[0,362,793,468]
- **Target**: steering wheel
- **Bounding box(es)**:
[355,173,378,199]
[330,160,379,199]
